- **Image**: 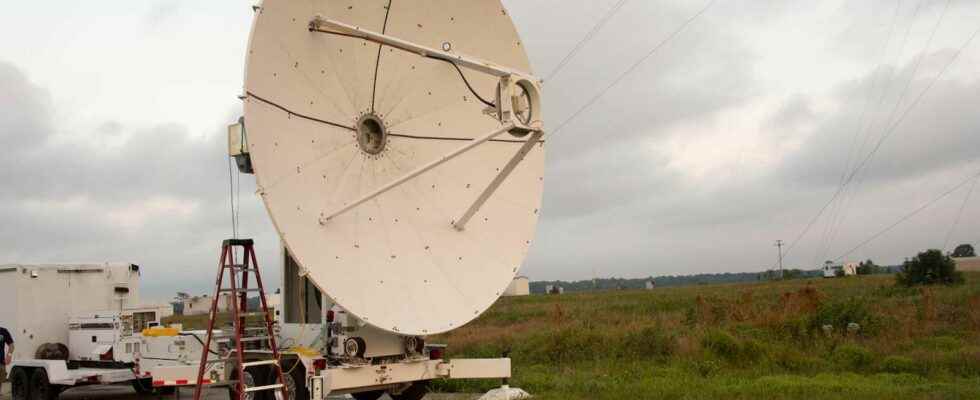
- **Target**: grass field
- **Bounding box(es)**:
[431,273,980,399]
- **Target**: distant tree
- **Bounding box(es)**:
[951,244,976,258]
[896,249,964,287]
[857,259,880,275]
[783,269,804,279]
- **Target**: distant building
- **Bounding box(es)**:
[823,261,839,278]
[181,293,234,315]
[545,284,564,295]
[954,257,980,272]
[503,276,530,297]
[645,280,656,290]
[266,291,281,309]
[823,262,857,278]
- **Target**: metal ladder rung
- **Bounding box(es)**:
[201,380,237,387]
[220,288,262,293]
[238,312,270,318]
[242,359,280,368]
[237,336,271,342]
[244,383,284,393]
[205,357,236,364]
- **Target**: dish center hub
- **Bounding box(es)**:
[356,114,387,155]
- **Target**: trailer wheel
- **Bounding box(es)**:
[229,369,257,400]
[131,378,154,395]
[267,363,298,400]
[247,367,273,400]
[10,367,30,400]
[132,378,176,396]
[29,369,59,400]
[389,381,430,400]
[351,390,385,400]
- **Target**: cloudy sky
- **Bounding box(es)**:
[2,0,979,302]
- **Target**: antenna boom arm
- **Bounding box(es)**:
[453,131,543,231]
[320,123,516,224]
[310,16,531,79]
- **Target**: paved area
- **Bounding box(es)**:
[1,386,230,400]
[0,384,480,400]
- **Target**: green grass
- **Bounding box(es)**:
[431,273,980,399]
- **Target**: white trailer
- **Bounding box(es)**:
[0,264,180,399]
[136,329,225,390]
[181,249,516,400]
[0,264,141,363]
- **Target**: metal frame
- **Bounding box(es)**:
[313,358,511,395]
[192,240,290,400]
[309,16,546,226]
[320,123,515,223]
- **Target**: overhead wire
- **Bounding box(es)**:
[783,22,980,260]
[227,156,238,239]
[814,0,917,265]
[544,0,631,82]
[235,159,242,237]
[834,168,980,262]
[811,0,906,267]
[821,0,951,263]
[942,174,979,252]
[549,0,719,140]
[817,0,931,265]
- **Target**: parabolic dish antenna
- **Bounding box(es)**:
[243,0,545,335]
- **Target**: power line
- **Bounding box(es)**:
[812,0,906,268]
[943,174,979,252]
[816,0,952,267]
[834,168,980,262]
[550,0,719,140]
[783,23,980,259]
[775,240,784,279]
[545,0,630,82]
[227,156,238,239]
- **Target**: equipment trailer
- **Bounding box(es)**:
[0,264,196,399]
[271,249,514,399]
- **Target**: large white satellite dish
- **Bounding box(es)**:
[243,0,545,336]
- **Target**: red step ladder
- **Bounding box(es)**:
[192,239,289,400]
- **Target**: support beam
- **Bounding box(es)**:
[453,131,544,231]
[319,124,516,224]
[310,16,528,79]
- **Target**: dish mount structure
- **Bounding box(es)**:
[225,1,545,399]
[233,0,546,337]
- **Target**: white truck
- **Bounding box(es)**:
[0,263,179,399]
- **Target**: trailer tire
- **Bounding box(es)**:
[29,369,59,400]
[389,381,430,400]
[229,369,257,400]
[132,378,176,396]
[282,359,309,400]
[10,367,30,400]
[34,343,69,361]
[267,363,297,400]
[248,367,273,400]
[352,390,385,400]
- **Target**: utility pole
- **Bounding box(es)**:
[775,240,784,280]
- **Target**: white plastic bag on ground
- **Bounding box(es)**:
[479,386,531,400]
